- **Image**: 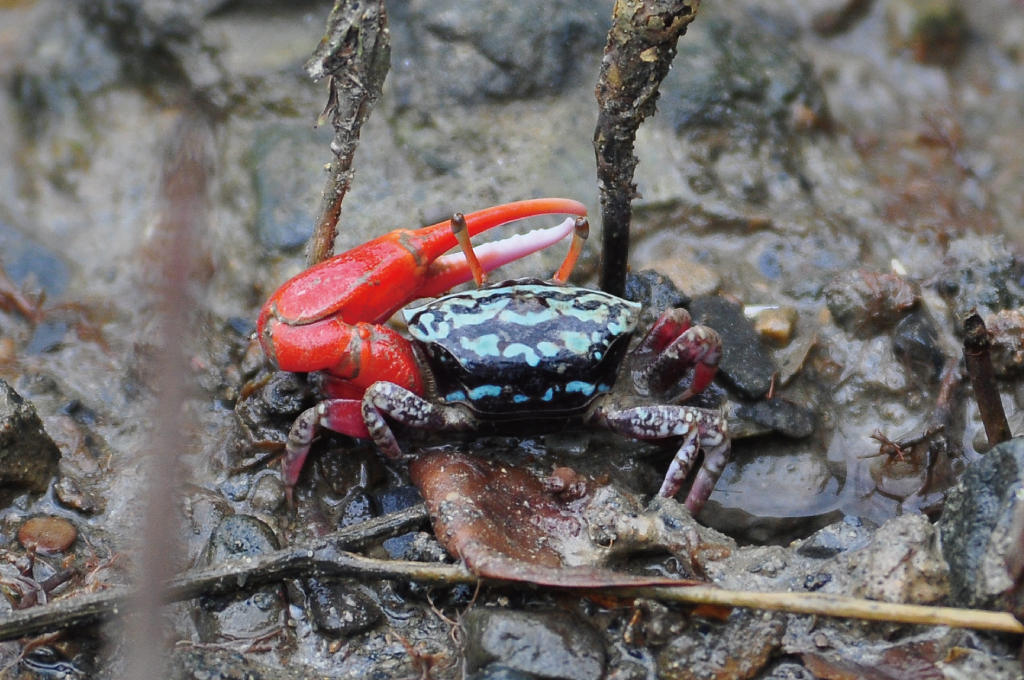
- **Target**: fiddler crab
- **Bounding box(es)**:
[257,199,729,514]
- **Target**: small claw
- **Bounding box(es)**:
[450,212,487,287]
[553,217,589,284]
[420,217,577,298]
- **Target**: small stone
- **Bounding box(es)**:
[940,437,1024,610]
[753,307,798,347]
[624,269,691,327]
[892,309,945,381]
[375,485,424,515]
[0,379,62,506]
[797,517,876,558]
[731,398,815,439]
[303,577,382,639]
[689,295,778,399]
[53,476,104,515]
[194,515,284,643]
[658,609,784,680]
[845,514,949,604]
[339,489,376,527]
[464,609,606,680]
[984,309,1024,377]
[18,516,77,555]
[643,257,721,299]
[249,473,284,512]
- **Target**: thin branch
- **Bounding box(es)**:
[0,504,427,641]
[963,310,1012,447]
[594,0,700,296]
[3,503,1023,641]
[304,0,391,267]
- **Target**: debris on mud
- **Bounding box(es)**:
[0,379,61,505]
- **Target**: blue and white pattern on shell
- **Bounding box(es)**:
[404,279,641,415]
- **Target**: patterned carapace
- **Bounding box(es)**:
[405,278,640,416]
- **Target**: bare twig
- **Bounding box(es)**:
[4,544,1023,641]
[963,310,1012,448]
[594,0,700,296]
[304,0,391,267]
[0,505,428,641]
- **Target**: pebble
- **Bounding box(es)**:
[892,309,945,381]
[731,397,815,439]
[248,473,285,512]
[303,578,382,639]
[689,295,778,399]
[18,516,77,555]
[338,489,376,528]
[194,515,284,643]
[624,268,691,327]
[797,516,876,558]
[984,309,1024,377]
[0,379,62,505]
[940,437,1024,611]
[464,609,606,680]
[753,307,798,347]
[658,609,784,680]
[844,514,949,604]
[643,257,721,299]
[376,486,425,559]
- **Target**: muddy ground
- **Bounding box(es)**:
[0,0,1023,678]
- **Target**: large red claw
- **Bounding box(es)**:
[259,199,585,344]
[258,198,586,375]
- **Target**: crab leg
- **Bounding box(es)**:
[596,403,729,515]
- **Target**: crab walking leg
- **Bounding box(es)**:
[596,404,730,513]
[683,434,730,516]
[281,399,371,503]
[635,326,723,402]
[361,382,477,460]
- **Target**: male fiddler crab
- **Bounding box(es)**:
[257,198,729,514]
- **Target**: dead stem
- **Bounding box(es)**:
[962,310,1012,447]
[304,0,391,267]
[594,0,700,296]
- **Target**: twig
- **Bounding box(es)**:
[628,586,1024,634]
[303,0,391,267]
[593,0,700,296]
[962,310,1012,448]
[0,505,428,641]
[3,508,1023,642]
